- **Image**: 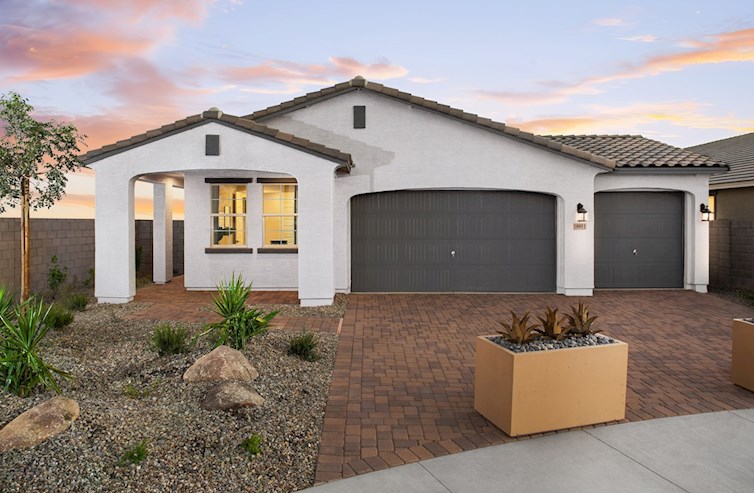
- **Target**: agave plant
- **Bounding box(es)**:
[536,307,570,341]
[211,273,252,319]
[564,302,601,336]
[0,287,15,323]
[497,311,539,345]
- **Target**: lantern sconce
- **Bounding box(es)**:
[700,203,714,222]
[576,203,588,222]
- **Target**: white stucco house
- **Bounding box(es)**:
[83,77,727,306]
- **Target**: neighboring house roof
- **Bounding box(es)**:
[81,108,353,170]
[687,133,754,186]
[246,77,617,170]
[545,135,727,170]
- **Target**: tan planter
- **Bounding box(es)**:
[732,319,754,392]
[474,335,628,437]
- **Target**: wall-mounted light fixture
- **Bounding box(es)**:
[700,203,714,222]
[576,203,588,222]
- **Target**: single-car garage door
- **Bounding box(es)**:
[595,192,684,288]
[351,190,556,292]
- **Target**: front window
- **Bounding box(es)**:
[210,184,247,246]
[263,184,297,246]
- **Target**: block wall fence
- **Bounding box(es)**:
[0,218,183,294]
[709,219,754,290]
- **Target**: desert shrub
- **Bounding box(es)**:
[497,311,539,345]
[0,298,72,396]
[0,287,15,322]
[124,380,159,399]
[241,433,262,457]
[47,256,68,299]
[535,307,570,341]
[118,438,149,466]
[150,323,189,356]
[66,293,88,311]
[46,303,74,329]
[83,268,95,289]
[288,330,320,361]
[198,273,278,350]
[564,302,601,336]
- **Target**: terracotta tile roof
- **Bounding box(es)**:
[545,135,727,169]
[245,77,617,170]
[81,108,353,169]
[687,133,754,185]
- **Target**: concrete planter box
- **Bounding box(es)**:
[732,319,754,392]
[474,335,628,437]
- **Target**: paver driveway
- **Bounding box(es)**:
[314,291,754,483]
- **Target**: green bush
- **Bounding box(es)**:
[118,438,149,466]
[46,303,74,329]
[0,287,15,322]
[66,293,88,312]
[83,268,95,289]
[47,256,68,299]
[241,433,262,457]
[150,323,189,356]
[198,273,278,350]
[0,298,72,396]
[288,330,320,361]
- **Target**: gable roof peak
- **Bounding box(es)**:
[202,107,223,119]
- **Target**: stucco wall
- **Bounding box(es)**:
[713,187,754,221]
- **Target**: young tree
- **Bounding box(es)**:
[0,92,86,301]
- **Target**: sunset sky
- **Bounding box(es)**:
[1,0,753,219]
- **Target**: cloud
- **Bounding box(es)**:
[593,18,626,26]
[0,0,212,82]
[619,35,658,43]
[477,27,754,106]
[509,101,754,137]
[218,56,408,94]
[408,76,447,84]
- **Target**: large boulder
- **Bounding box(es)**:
[201,382,265,411]
[183,345,259,383]
[0,396,80,452]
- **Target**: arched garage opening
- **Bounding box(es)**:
[350,190,556,292]
[594,191,684,288]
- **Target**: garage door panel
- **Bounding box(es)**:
[595,192,683,288]
[351,190,556,292]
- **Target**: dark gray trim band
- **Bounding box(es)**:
[205,247,254,254]
[204,178,253,184]
[257,177,297,183]
[257,247,298,254]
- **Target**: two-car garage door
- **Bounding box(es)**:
[351,190,556,292]
[351,190,684,292]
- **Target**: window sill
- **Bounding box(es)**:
[257,247,298,254]
[205,247,254,254]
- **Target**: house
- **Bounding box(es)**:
[687,133,754,221]
[82,77,727,306]
[688,133,754,289]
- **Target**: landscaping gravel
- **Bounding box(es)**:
[0,302,338,493]
[489,333,618,353]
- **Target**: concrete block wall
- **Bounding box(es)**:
[0,218,95,294]
[0,218,184,294]
[710,219,754,290]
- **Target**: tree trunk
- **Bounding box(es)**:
[20,177,31,301]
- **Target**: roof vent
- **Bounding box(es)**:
[202,107,223,119]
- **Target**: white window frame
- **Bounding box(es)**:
[261,181,298,248]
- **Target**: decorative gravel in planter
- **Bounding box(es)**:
[488,333,618,353]
[0,302,337,493]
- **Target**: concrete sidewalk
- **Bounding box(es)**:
[302,410,754,493]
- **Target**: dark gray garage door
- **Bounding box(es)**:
[351,190,556,292]
[595,192,684,288]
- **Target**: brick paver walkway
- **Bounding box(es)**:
[124,277,340,332]
[314,291,754,483]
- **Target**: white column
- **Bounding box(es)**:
[153,182,173,284]
[95,172,135,303]
[297,171,335,306]
[686,189,710,293]
[560,193,595,296]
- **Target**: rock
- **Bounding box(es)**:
[201,382,265,411]
[183,345,259,383]
[0,396,80,452]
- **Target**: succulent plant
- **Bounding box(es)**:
[536,307,570,341]
[497,311,539,345]
[564,302,601,336]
